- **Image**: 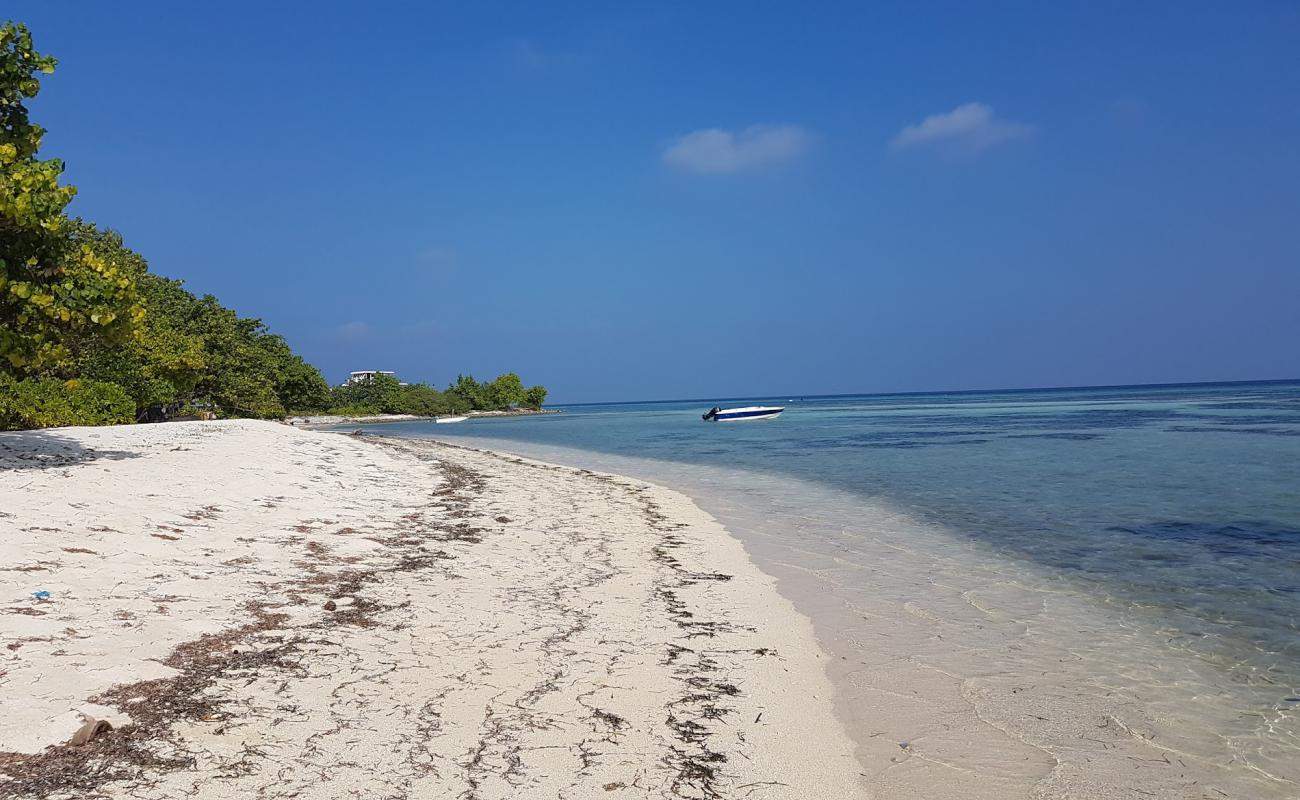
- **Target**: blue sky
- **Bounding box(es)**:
[11,2,1300,402]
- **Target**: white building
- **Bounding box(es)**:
[346,370,397,385]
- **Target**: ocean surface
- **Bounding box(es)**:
[342,380,1300,796]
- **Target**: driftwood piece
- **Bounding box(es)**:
[68,719,112,747]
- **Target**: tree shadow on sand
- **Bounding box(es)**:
[0,429,143,473]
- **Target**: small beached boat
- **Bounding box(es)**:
[702,405,784,422]
[435,415,469,424]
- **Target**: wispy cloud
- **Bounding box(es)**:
[662,124,810,173]
[891,103,1034,154]
[336,321,373,342]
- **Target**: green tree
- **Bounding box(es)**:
[0,22,333,429]
[446,374,485,411]
[486,372,526,409]
[396,383,452,416]
[189,299,286,417]
[132,277,208,402]
[523,385,547,409]
[68,225,206,408]
[122,273,330,418]
[0,23,140,373]
[275,352,331,413]
[331,372,403,414]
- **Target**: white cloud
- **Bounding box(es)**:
[336,321,372,341]
[891,103,1034,153]
[662,124,810,173]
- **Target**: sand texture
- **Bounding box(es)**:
[0,421,860,799]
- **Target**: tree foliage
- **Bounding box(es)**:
[441,373,546,412]
[330,373,404,414]
[523,385,547,409]
[0,21,547,430]
[396,383,452,416]
[69,224,206,407]
[327,372,547,417]
[485,372,525,409]
[445,374,486,412]
[0,372,133,429]
[60,223,330,419]
[329,375,454,417]
[0,21,335,431]
[0,23,141,372]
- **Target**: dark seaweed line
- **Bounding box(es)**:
[0,449,490,800]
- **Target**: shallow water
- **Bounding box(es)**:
[343,381,1300,796]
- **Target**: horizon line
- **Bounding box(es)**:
[551,376,1300,408]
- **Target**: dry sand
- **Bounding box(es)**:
[0,420,861,799]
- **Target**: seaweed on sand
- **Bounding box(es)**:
[0,447,492,799]
[0,605,293,799]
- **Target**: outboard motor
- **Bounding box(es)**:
[702,406,721,421]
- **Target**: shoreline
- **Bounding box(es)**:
[289,408,561,429]
[371,430,1300,800]
[0,420,858,798]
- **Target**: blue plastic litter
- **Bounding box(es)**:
[31,590,51,600]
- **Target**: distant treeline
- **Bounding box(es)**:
[329,372,546,417]
[0,23,544,431]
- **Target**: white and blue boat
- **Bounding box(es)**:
[702,405,784,422]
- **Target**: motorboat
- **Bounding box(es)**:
[702,405,784,422]
[435,415,469,424]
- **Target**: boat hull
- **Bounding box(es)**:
[435,416,468,424]
[706,406,784,422]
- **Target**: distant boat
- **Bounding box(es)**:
[435,415,468,424]
[702,405,784,422]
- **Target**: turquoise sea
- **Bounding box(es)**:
[342,380,1300,794]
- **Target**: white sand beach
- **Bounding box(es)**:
[0,420,860,798]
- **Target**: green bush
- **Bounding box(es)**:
[1,26,337,429]
[445,373,546,411]
[396,384,452,416]
[0,375,136,430]
[330,374,402,412]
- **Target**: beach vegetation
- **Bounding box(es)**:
[68,226,206,408]
[443,372,546,412]
[396,383,454,416]
[182,294,323,419]
[485,372,526,409]
[524,385,547,409]
[0,372,134,428]
[325,372,546,416]
[327,374,461,417]
[446,374,487,411]
[0,20,546,430]
[329,372,403,415]
[0,22,333,429]
[0,23,141,374]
